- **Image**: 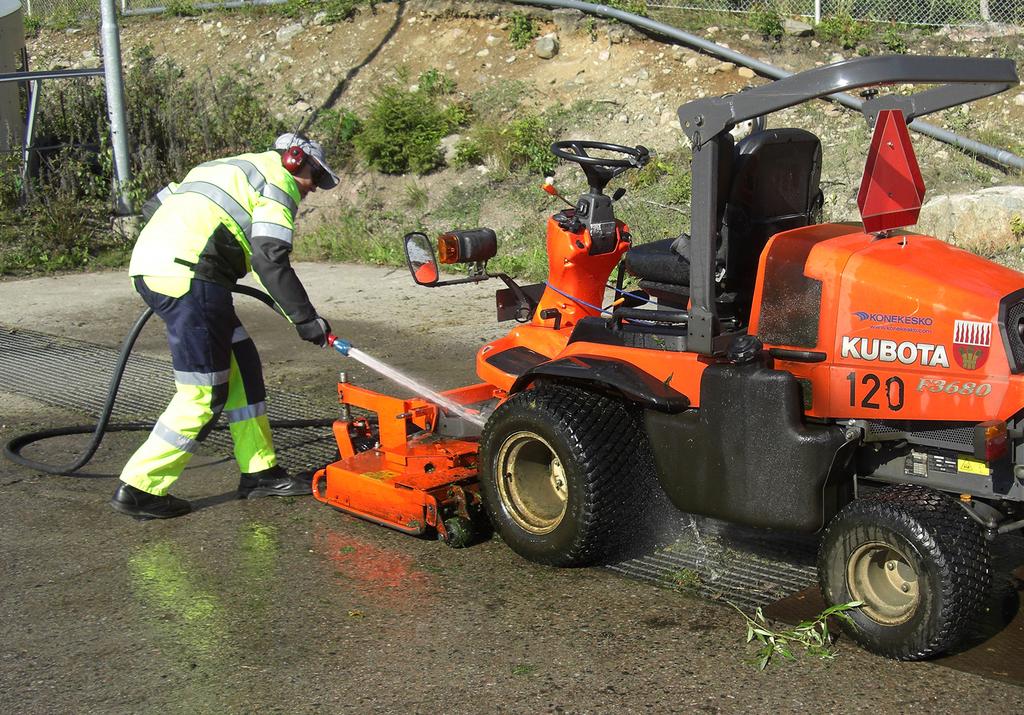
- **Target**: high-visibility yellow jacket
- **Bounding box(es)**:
[129,150,315,324]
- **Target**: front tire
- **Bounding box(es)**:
[479,383,649,567]
[818,485,990,660]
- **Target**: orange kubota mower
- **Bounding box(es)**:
[314,56,1024,660]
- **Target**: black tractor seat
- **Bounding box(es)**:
[623,127,823,326]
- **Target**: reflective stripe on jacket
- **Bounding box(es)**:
[128,151,315,324]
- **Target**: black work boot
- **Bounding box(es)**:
[237,465,312,499]
[109,483,191,520]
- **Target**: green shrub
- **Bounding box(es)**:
[1012,215,1024,241]
[751,2,783,41]
[418,67,456,97]
[354,70,465,174]
[881,23,908,53]
[452,138,483,168]
[23,14,42,38]
[2,46,290,274]
[506,116,557,175]
[606,0,647,16]
[508,13,538,50]
[163,0,199,17]
[817,13,870,50]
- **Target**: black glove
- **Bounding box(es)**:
[296,316,331,347]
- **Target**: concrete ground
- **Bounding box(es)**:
[2,266,1023,714]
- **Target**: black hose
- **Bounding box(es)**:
[2,285,335,476]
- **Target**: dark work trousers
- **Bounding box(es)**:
[118,276,277,495]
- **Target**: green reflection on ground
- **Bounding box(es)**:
[127,541,228,663]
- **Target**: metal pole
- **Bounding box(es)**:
[815,0,821,24]
[99,0,133,214]
[20,78,39,200]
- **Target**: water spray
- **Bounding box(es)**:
[328,335,486,427]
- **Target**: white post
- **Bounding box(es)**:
[815,0,821,24]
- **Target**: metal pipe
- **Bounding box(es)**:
[100,0,133,214]
[0,68,104,84]
[510,0,1024,172]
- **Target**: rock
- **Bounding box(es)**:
[618,114,629,124]
[440,134,461,164]
[706,26,719,36]
[292,100,311,113]
[276,23,304,44]
[552,8,585,35]
[608,26,625,44]
[917,187,1024,248]
[784,19,814,37]
[485,34,500,47]
[535,34,559,60]
[598,50,610,62]
[737,67,755,79]
[811,39,821,48]
[717,61,736,73]
[475,48,490,58]
[685,57,699,69]
[741,33,750,41]
[637,68,649,81]
[831,53,845,64]
[312,11,328,26]
[1015,93,1024,107]
[939,23,1024,43]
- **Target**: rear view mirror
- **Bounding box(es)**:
[404,232,440,286]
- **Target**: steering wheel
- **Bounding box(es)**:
[550,140,650,193]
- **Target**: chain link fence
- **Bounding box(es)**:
[22,0,1024,24]
[648,1,1023,26]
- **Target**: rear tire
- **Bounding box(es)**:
[479,383,649,567]
[818,485,990,660]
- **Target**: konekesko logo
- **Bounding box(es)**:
[952,320,991,370]
[853,311,934,331]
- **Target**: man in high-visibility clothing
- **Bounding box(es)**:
[110,133,338,520]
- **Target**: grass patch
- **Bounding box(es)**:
[662,567,702,592]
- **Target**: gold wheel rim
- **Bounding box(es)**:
[847,541,920,626]
[495,431,568,535]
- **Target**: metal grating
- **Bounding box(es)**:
[0,325,817,610]
[867,419,975,448]
[0,326,338,469]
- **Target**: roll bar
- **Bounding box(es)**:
[678,56,1020,356]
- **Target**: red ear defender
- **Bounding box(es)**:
[282,145,306,174]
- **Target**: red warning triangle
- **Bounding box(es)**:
[857,109,926,233]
